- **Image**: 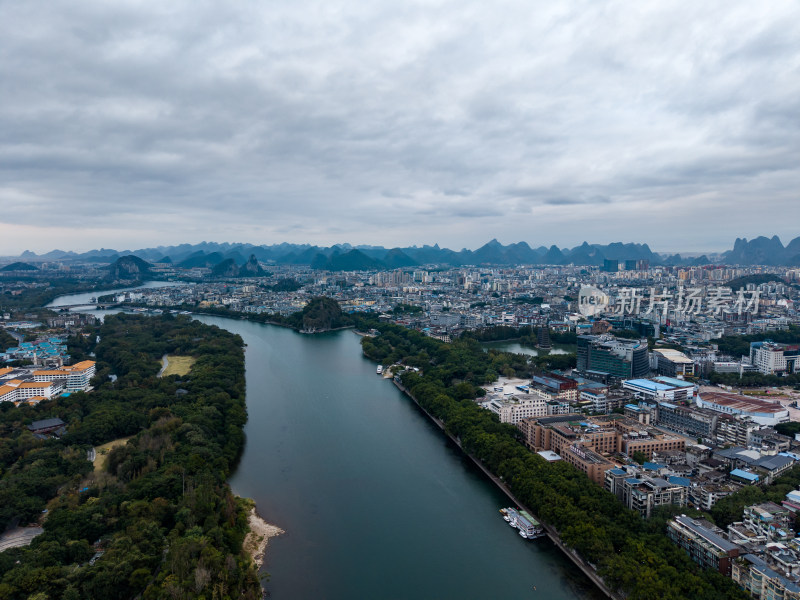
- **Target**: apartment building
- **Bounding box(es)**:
[518,414,685,462]
[667,515,741,576]
[655,403,718,440]
[623,477,688,518]
[561,444,615,485]
[732,553,800,599]
[529,373,578,402]
[750,342,789,375]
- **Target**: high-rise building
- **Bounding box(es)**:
[602,259,619,273]
[577,335,649,379]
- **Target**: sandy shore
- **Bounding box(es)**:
[243,507,284,570]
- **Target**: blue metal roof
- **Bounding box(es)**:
[654,376,694,388]
[643,462,666,471]
[668,476,691,487]
[624,378,672,391]
[731,469,760,482]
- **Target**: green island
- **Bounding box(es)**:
[0,313,261,600]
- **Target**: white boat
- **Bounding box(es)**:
[376,365,383,375]
[517,510,545,539]
[519,531,528,539]
[505,507,520,528]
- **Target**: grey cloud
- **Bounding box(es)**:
[0,0,799,253]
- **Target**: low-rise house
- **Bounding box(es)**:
[27,418,66,438]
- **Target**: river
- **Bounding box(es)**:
[482,340,576,357]
[46,281,184,308]
[54,290,600,600]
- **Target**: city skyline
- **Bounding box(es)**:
[2,1,799,254]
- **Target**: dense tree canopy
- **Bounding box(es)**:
[0,314,260,600]
[712,325,800,359]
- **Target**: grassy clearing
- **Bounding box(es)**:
[93,436,132,473]
[162,355,196,377]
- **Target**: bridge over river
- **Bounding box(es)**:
[54,303,120,311]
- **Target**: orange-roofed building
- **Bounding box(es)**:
[0,385,16,403]
[33,360,96,392]
[17,381,62,399]
[0,380,63,402]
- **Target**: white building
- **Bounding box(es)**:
[653,349,696,377]
[0,380,64,402]
[622,377,696,403]
[487,394,548,424]
[580,389,609,413]
[751,343,787,375]
[33,360,96,392]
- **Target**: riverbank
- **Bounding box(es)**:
[299,325,354,334]
[120,303,358,335]
[243,506,285,570]
[391,377,620,600]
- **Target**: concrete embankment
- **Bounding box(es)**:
[392,378,621,600]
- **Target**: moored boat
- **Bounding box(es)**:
[502,507,544,540]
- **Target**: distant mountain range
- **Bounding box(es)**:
[8,235,800,269]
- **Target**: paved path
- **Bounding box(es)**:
[157,354,168,378]
[0,527,43,552]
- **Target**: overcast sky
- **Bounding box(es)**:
[1,0,798,255]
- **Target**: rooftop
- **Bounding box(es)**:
[700,392,786,415]
[624,379,674,392]
[674,515,740,552]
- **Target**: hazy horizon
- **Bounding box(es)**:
[3,234,795,259]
